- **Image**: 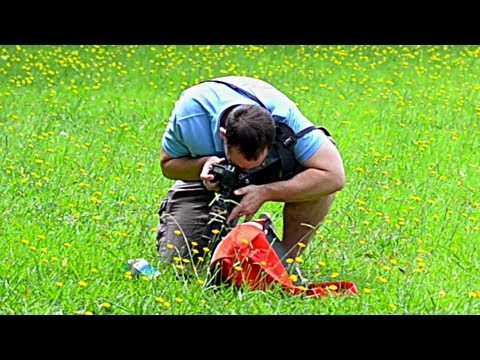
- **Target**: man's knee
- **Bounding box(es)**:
[156,181,214,263]
[284,194,336,222]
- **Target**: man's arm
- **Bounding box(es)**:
[228,134,345,222]
[160,148,210,181]
[261,135,345,202]
[161,148,224,184]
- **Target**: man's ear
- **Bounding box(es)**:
[219,127,227,139]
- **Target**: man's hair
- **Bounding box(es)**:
[224,105,275,161]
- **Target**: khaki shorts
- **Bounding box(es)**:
[156,181,214,264]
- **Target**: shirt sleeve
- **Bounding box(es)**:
[162,113,189,158]
[287,106,324,164]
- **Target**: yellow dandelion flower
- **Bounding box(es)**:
[211,229,220,235]
[55,282,63,288]
[297,242,306,248]
[200,299,206,305]
[163,302,171,308]
[38,235,46,241]
[182,258,190,264]
[21,239,29,245]
[234,266,243,271]
[197,279,205,285]
[173,256,181,262]
[388,303,397,310]
[64,242,71,248]
[241,239,249,245]
[174,230,181,236]
[141,275,150,281]
[318,261,326,267]
[260,261,267,266]
[191,241,198,247]
[286,258,294,264]
[328,284,338,291]
[331,272,339,278]
[295,257,303,263]
[90,196,101,204]
[378,277,388,283]
[363,288,372,294]
[439,290,446,298]
[155,297,165,303]
[175,298,183,303]
[389,259,398,265]
[101,302,111,309]
[91,268,99,274]
[84,311,94,315]
[166,243,175,249]
[78,280,87,288]
[289,274,298,282]
[202,247,210,253]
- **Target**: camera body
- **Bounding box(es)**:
[210,163,251,199]
[197,163,252,259]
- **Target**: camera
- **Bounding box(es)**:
[197,163,252,260]
[209,163,251,199]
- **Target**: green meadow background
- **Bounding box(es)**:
[0,45,478,314]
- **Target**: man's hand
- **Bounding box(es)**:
[200,156,225,191]
[227,184,268,223]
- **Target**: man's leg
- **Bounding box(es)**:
[281,127,339,258]
[156,180,214,264]
[281,193,336,258]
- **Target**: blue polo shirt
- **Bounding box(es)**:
[162,76,324,169]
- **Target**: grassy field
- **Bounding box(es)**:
[0,45,479,315]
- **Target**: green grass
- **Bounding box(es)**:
[0,45,479,314]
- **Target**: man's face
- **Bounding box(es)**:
[225,143,269,171]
